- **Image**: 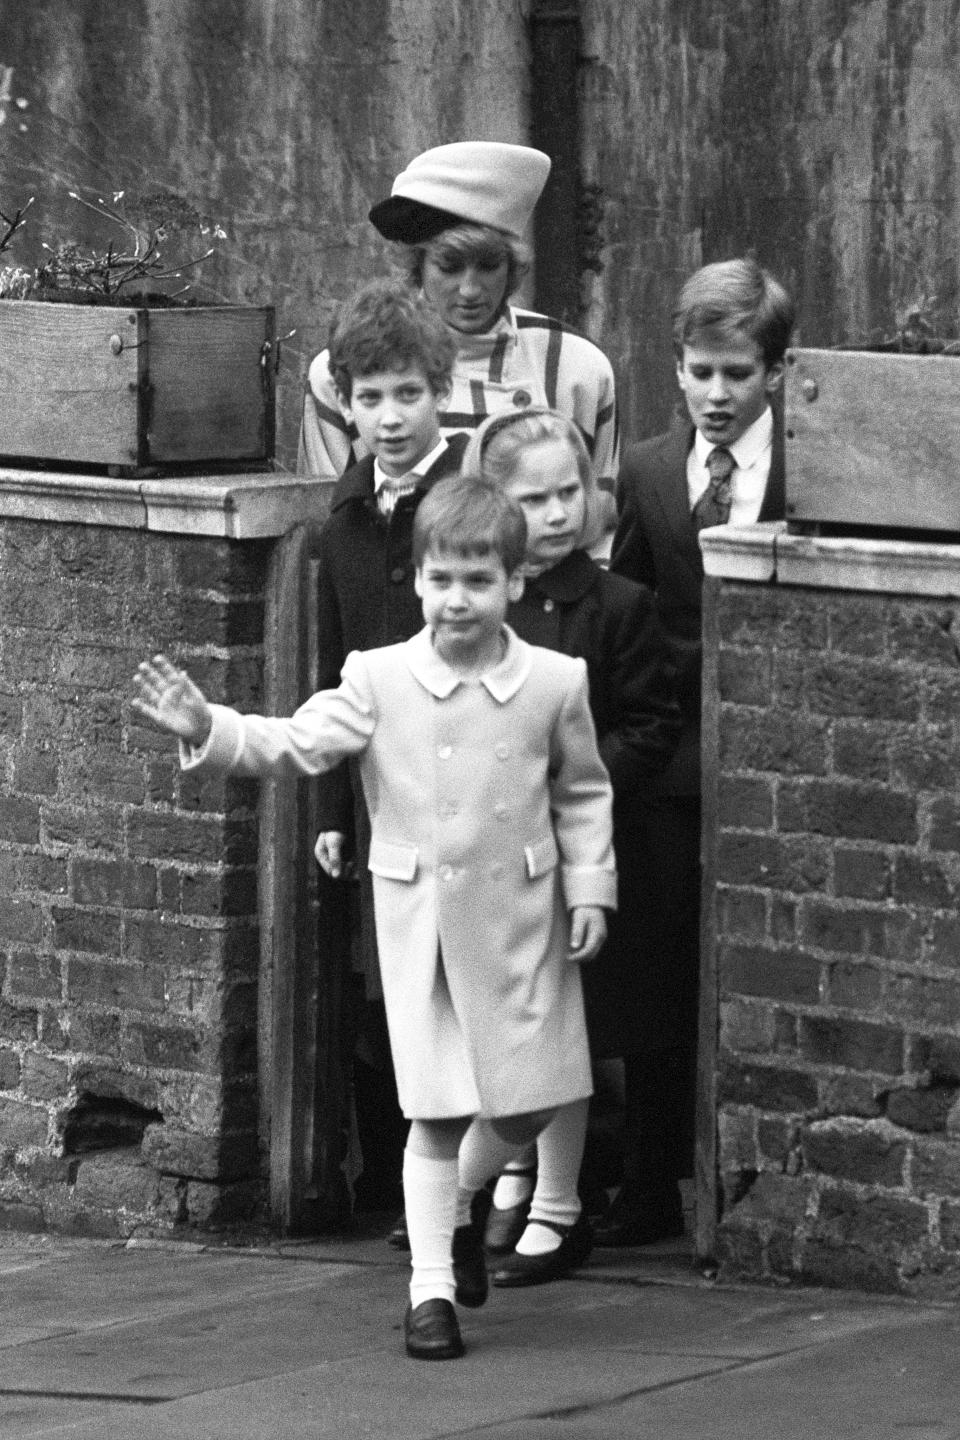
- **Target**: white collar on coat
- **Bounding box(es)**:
[405,624,532,702]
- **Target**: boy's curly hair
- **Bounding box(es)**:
[672,258,796,369]
[327,279,458,401]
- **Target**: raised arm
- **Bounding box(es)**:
[131,650,377,780]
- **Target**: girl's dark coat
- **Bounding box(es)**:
[508,549,683,1054]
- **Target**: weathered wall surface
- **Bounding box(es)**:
[0,512,267,1234]
[705,570,960,1297]
[2,2,958,461]
[581,0,960,442]
[0,0,533,467]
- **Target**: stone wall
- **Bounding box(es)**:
[0,473,319,1236]
[702,527,960,1298]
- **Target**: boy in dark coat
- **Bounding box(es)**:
[607,257,796,1244]
[311,281,469,1213]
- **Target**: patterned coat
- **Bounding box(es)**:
[298,304,619,486]
[183,627,617,1119]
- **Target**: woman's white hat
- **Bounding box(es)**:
[369,141,551,243]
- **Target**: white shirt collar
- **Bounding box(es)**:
[373,436,448,494]
[692,406,773,472]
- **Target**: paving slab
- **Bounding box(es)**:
[0,1231,956,1440]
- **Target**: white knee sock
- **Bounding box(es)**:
[403,1148,458,1308]
[517,1099,587,1256]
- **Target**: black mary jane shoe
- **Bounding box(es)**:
[593,1192,685,1248]
[403,1298,465,1360]
[491,1212,593,1288]
[452,1219,488,1308]
[483,1165,536,1256]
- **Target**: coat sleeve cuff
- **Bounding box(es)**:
[179,705,244,773]
[562,865,618,912]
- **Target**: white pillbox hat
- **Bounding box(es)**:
[369,141,551,243]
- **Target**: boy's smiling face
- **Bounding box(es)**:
[676,334,783,447]
[415,547,523,665]
[340,365,450,477]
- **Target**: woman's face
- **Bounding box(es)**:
[421,244,510,334]
[503,438,586,570]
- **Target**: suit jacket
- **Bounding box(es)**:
[611,415,785,795]
[184,627,616,1120]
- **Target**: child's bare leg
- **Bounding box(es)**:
[405,1117,471,1309]
[516,1097,588,1254]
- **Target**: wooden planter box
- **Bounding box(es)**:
[0,300,276,471]
[784,347,960,533]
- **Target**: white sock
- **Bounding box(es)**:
[491,1144,536,1211]
[516,1100,587,1256]
[403,1148,458,1308]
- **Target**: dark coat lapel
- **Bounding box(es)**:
[648,423,702,579]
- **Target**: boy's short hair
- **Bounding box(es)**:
[412,475,527,573]
[327,279,458,401]
[461,407,607,551]
[396,222,530,300]
[672,258,796,369]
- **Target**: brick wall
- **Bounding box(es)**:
[705,554,960,1298]
[0,505,275,1236]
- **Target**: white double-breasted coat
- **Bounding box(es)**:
[184,626,617,1119]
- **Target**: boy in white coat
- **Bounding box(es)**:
[131,477,616,1361]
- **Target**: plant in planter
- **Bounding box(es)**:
[784,295,960,536]
[0,189,276,474]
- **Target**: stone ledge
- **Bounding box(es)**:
[701,521,960,596]
[775,531,960,596]
[0,467,328,539]
[700,522,781,581]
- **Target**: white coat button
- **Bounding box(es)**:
[495,743,510,760]
[440,864,454,881]
[493,803,508,820]
[491,862,504,878]
[437,744,453,759]
[543,598,555,613]
[440,801,458,818]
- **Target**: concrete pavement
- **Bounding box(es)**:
[1,1224,959,1439]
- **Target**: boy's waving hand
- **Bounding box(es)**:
[132,654,212,747]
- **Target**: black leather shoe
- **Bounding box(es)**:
[403,1298,464,1360]
[484,1198,530,1256]
[452,1219,488,1308]
[593,1194,685,1248]
[484,1164,536,1255]
[387,1212,410,1250]
[491,1212,593,1288]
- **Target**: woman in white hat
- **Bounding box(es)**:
[298,141,619,489]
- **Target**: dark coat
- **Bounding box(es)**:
[313,433,470,993]
[607,413,786,1054]
[507,550,682,1054]
[611,416,785,795]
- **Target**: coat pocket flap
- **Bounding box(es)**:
[368,838,419,882]
[524,834,559,879]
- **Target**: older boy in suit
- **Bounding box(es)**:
[606,258,795,1245]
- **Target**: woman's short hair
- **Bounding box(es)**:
[461,407,606,552]
[396,222,531,300]
[412,474,527,573]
